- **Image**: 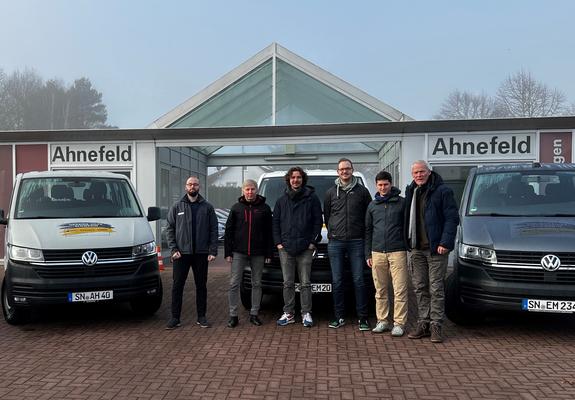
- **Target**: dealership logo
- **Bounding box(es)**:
[432,135,531,156]
[540,254,561,272]
[81,251,98,266]
[51,144,132,164]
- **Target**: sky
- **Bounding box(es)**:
[1,0,574,128]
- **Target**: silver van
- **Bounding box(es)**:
[0,171,162,324]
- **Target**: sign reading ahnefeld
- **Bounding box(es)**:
[51,144,133,166]
[428,133,535,161]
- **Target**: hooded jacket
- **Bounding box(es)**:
[224,194,273,258]
[324,180,372,241]
[272,186,323,256]
[365,186,407,256]
[404,171,459,254]
[166,193,219,256]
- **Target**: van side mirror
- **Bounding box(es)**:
[0,209,6,225]
[147,206,161,222]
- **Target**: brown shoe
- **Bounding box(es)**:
[408,322,431,339]
[430,324,443,343]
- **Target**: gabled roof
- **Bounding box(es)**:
[148,43,412,129]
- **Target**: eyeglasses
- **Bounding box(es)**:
[186,183,200,187]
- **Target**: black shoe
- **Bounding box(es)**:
[227,316,239,328]
[165,318,181,330]
[249,315,262,326]
[197,316,211,328]
[408,322,431,339]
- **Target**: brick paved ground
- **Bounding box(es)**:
[1,257,575,399]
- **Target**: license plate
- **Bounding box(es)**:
[522,299,575,313]
[68,290,114,303]
[295,283,332,293]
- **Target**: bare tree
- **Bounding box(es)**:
[434,90,497,120]
[495,70,566,117]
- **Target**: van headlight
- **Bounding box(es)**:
[133,241,156,258]
[8,245,44,262]
[459,243,497,264]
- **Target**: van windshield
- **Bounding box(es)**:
[468,171,575,216]
[15,177,143,219]
[259,175,366,210]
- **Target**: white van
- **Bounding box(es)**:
[0,171,162,324]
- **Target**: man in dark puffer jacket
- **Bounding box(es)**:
[224,179,273,327]
[273,167,322,328]
[365,171,409,337]
[404,160,459,343]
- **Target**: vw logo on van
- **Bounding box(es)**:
[82,251,98,266]
[541,254,561,272]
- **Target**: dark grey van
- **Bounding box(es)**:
[446,163,575,324]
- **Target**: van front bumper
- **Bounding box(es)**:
[4,255,161,306]
[455,258,575,312]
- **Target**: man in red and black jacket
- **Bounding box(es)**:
[224,179,273,327]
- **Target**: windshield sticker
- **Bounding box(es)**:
[59,222,115,236]
[512,222,575,236]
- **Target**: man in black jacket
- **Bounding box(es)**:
[273,167,322,328]
[365,171,409,337]
[224,179,273,327]
[405,160,459,343]
[165,176,218,330]
[324,158,372,331]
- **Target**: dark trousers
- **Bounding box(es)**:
[171,254,209,320]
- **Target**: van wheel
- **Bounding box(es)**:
[445,273,481,325]
[130,281,163,316]
[2,279,30,325]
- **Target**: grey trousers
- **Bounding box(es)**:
[410,249,448,326]
[228,252,264,317]
[279,248,313,315]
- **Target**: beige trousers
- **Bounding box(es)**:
[371,251,409,326]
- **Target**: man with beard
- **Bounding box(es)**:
[165,176,218,330]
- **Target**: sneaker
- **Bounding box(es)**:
[358,319,371,331]
[372,320,391,333]
[408,322,431,339]
[249,315,262,326]
[165,318,181,330]
[430,324,443,343]
[328,318,346,329]
[391,325,405,337]
[302,312,313,327]
[196,317,211,328]
[227,316,238,328]
[277,312,295,326]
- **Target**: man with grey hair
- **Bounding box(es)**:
[224,179,273,327]
[404,160,459,343]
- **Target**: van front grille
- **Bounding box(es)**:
[495,250,575,267]
[43,247,133,262]
[483,265,575,284]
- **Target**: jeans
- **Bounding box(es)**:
[279,248,313,314]
[328,239,368,319]
[171,254,209,320]
[371,251,409,326]
[410,249,448,326]
[228,252,264,317]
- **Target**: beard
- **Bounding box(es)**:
[188,190,199,197]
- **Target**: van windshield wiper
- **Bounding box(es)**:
[472,213,518,217]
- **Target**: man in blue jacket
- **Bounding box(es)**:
[273,167,322,328]
[165,176,218,330]
[404,161,459,343]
